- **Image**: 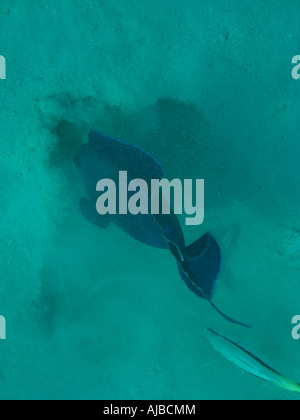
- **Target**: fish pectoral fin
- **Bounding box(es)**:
[79,198,111,229]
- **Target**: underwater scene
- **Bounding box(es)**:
[0,0,300,401]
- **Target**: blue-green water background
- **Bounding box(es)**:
[0,0,300,400]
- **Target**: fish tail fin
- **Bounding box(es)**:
[207,299,253,329]
[177,233,252,328]
[177,233,222,299]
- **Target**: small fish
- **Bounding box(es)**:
[205,329,300,395]
[75,130,250,327]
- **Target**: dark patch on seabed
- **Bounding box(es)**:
[41,95,224,215]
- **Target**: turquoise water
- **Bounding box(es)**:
[0,0,300,400]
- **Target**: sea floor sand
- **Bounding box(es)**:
[0,0,299,400]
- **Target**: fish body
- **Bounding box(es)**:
[205,329,300,394]
[76,130,249,327]
[76,131,168,249]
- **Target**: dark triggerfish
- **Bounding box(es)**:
[75,130,250,328]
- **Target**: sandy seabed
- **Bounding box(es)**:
[0,0,300,400]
